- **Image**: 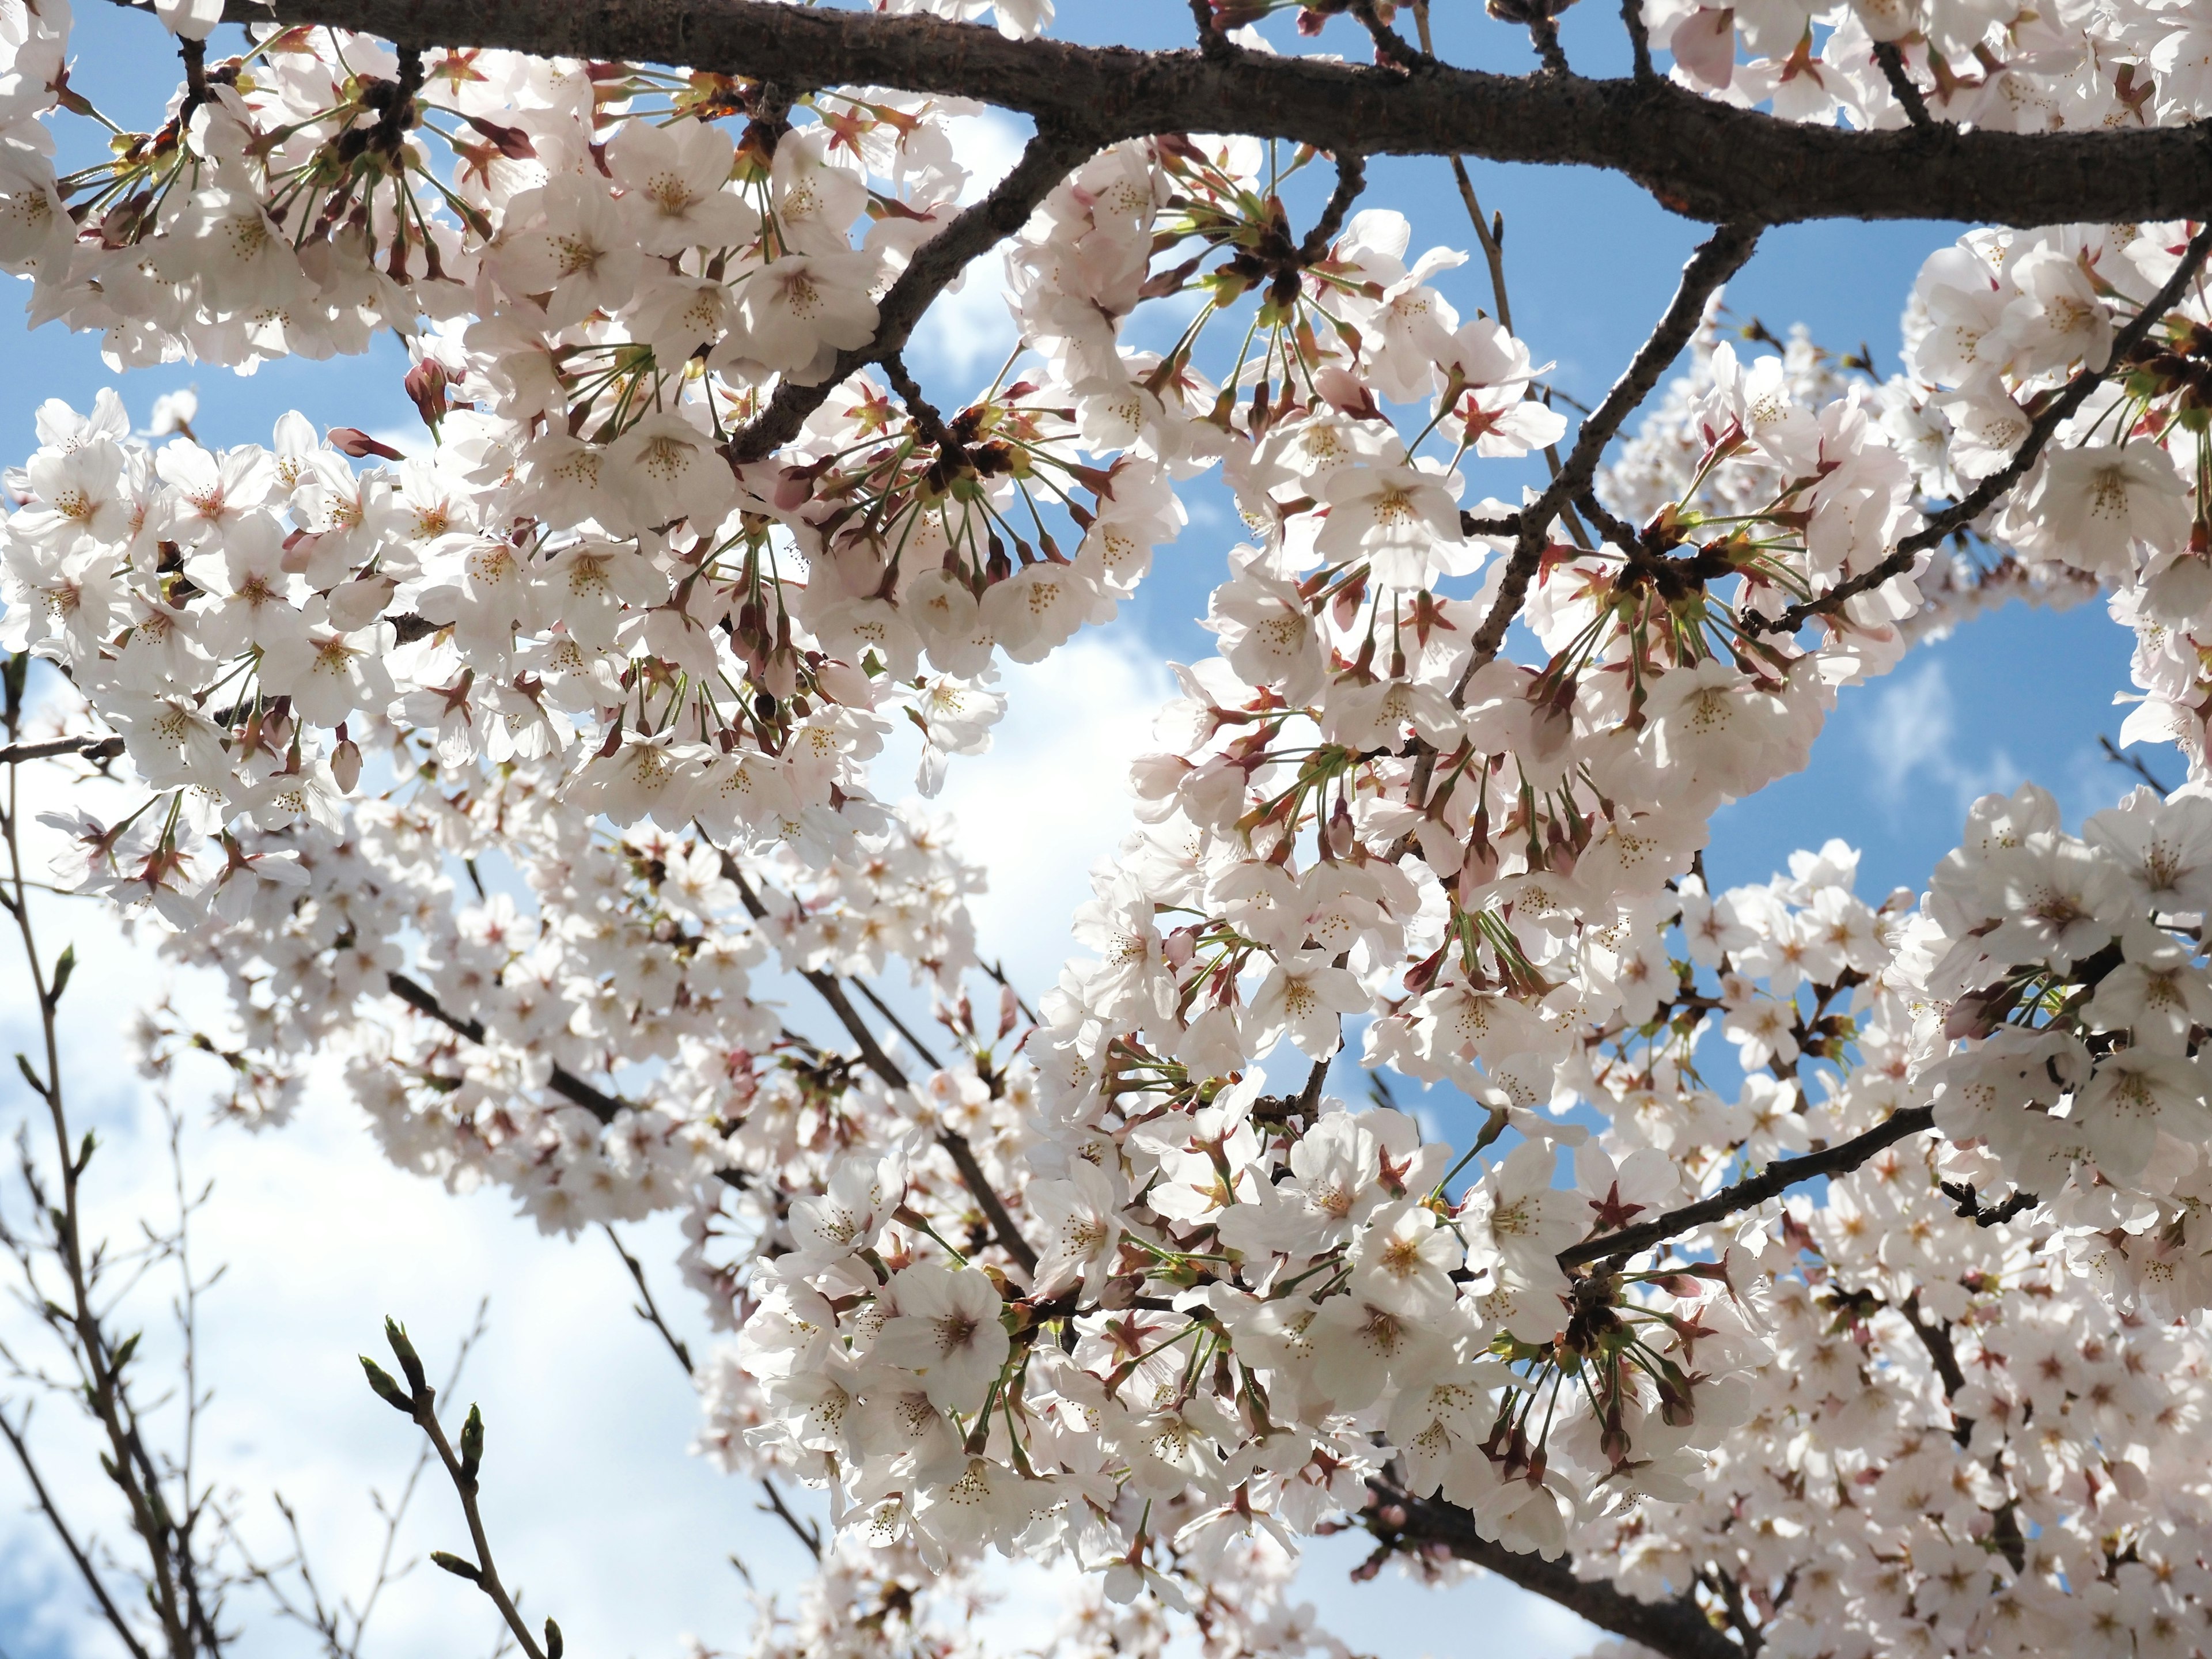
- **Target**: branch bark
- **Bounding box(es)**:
[1468,218,1760,671]
[1751,218,2212,636]
[385,971,633,1124]
[200,0,2212,226]
[1367,1477,1741,1659]
[725,122,1097,463]
[721,865,1041,1276]
[1556,1104,1935,1270]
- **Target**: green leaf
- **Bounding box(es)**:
[14,1054,46,1098]
[544,1618,564,1659]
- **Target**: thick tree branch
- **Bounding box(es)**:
[1556,1104,1935,1270]
[197,0,2212,227]
[1468,219,1760,671]
[1751,218,2212,636]
[1366,1477,1741,1659]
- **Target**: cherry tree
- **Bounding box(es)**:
[4,0,2212,1656]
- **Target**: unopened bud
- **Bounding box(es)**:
[384,1316,427,1393]
[359,1355,412,1412]
[328,426,404,461]
[430,1551,482,1583]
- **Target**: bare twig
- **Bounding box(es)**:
[722,861,1041,1275]
[385,971,632,1124]
[0,734,123,767]
[2100,733,2175,796]
[981,959,1039,1027]
[601,1224,692,1374]
[0,1407,154,1659]
[758,1478,823,1562]
[0,668,218,1658]
[1411,0,1590,552]
[593,1228,825,1562]
[849,978,945,1071]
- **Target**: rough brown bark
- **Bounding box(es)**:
[199,0,2212,226]
[1368,1477,1744,1659]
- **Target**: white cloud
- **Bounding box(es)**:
[1859,658,2021,815]
[907,630,1175,995]
[906,111,1031,386]
[0,637,1588,1659]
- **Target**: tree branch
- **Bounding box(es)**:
[1556,1104,1935,1270]
[1366,1477,1741,1659]
[601,1223,692,1374]
[724,123,1097,463]
[1468,218,1760,671]
[0,1408,153,1659]
[190,0,2212,227]
[1750,218,2212,636]
[1871,41,1933,129]
[0,734,123,767]
[402,1377,550,1659]
[385,971,632,1125]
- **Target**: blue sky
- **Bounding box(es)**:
[0,6,2161,1657]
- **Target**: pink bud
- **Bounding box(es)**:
[328,426,404,461]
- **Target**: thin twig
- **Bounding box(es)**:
[592,1228,825,1562]
[849,978,945,1071]
[600,1224,692,1374]
[757,1476,823,1562]
[385,971,632,1124]
[721,862,1041,1275]
[1412,0,1591,552]
[0,1408,153,1659]
[2099,733,2174,796]
[982,959,1039,1027]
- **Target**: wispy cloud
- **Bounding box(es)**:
[906,111,1031,384]
[1860,658,2021,816]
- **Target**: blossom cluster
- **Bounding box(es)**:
[9,0,2212,1655]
